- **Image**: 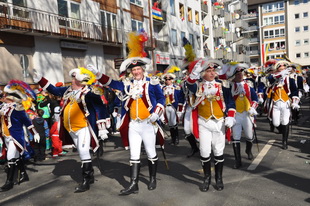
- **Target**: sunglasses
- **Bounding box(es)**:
[165,78,173,81]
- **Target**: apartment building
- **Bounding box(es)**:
[0,0,155,84]
[248,0,310,68]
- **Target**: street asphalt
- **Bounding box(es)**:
[0,97,309,206]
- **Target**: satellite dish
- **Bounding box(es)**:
[213,15,218,21]
[236,27,240,32]
[235,13,240,19]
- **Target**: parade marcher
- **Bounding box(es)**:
[0,80,39,192]
[225,63,258,169]
[181,37,199,157]
[288,63,304,124]
[87,30,165,195]
[266,60,299,149]
[181,70,199,157]
[161,66,185,145]
[33,67,109,193]
[186,58,236,192]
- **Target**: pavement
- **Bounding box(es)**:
[0,97,309,206]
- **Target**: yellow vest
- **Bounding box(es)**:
[198,98,224,120]
[273,87,289,102]
[235,95,251,113]
[63,100,87,132]
[1,116,10,137]
[165,95,172,105]
[130,98,151,120]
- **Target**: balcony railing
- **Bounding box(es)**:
[0,2,150,47]
[155,40,169,52]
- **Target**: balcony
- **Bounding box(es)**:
[249,37,259,44]
[152,8,167,24]
[235,19,248,29]
[0,2,144,47]
[249,50,259,56]
[242,13,258,20]
[236,52,250,63]
[201,2,208,13]
[234,1,247,14]
[215,49,224,59]
[225,33,237,42]
[155,40,169,52]
[213,27,224,37]
[213,8,224,17]
[236,38,250,45]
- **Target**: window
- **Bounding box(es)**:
[294,0,300,5]
[189,33,194,48]
[187,7,192,22]
[179,3,184,20]
[279,15,284,24]
[101,11,117,29]
[170,0,175,15]
[12,0,28,18]
[171,29,177,46]
[304,12,308,18]
[303,0,308,3]
[295,14,300,19]
[131,19,143,32]
[57,0,80,29]
[304,25,309,31]
[130,0,142,6]
[195,11,199,25]
[295,40,301,46]
[181,31,186,42]
[296,53,301,58]
[304,39,309,44]
[295,27,300,32]
[305,52,309,58]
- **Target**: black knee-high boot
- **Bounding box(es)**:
[282,124,289,150]
[186,134,199,158]
[245,141,254,160]
[214,155,224,191]
[148,157,158,190]
[0,159,16,192]
[120,160,140,195]
[200,157,211,192]
[233,141,242,169]
[174,127,179,145]
[15,158,29,185]
[75,161,94,193]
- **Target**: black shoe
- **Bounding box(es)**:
[187,148,199,158]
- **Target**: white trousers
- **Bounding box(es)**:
[272,101,291,127]
[165,105,177,127]
[183,105,192,135]
[5,137,20,160]
[128,120,157,160]
[69,127,91,161]
[232,111,254,141]
[198,117,225,158]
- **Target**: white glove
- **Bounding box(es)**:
[148,113,159,123]
[224,117,235,128]
[298,91,303,99]
[34,133,40,143]
[33,69,42,83]
[280,69,289,78]
[258,97,264,104]
[112,112,118,117]
[177,111,183,120]
[248,107,258,116]
[98,129,109,140]
[86,64,101,79]
[105,118,111,129]
[291,103,300,110]
[189,60,204,80]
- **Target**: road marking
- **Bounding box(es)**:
[247,140,276,171]
[0,179,58,204]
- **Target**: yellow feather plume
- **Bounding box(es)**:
[167,65,181,73]
[127,31,148,58]
[184,44,196,63]
[80,67,96,85]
